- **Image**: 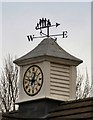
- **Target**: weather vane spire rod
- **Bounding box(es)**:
[27,18,68,41]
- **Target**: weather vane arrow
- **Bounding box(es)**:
[27,18,68,41]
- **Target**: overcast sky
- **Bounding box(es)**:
[0,2,92,83]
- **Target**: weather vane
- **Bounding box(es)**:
[27,18,68,41]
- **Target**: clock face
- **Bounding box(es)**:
[23,65,43,96]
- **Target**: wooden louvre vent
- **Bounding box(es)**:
[50,62,70,99]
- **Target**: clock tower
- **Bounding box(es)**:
[13,19,83,118]
[14,38,82,119]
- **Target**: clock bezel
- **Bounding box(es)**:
[23,65,43,96]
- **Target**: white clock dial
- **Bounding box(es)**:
[23,65,43,96]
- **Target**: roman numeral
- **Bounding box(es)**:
[35,87,38,91]
[38,73,40,76]
[32,67,35,71]
[25,85,29,89]
[24,81,28,84]
[39,78,41,80]
[28,70,31,74]
[25,78,29,81]
[28,89,31,93]
[32,89,34,93]
[38,82,41,86]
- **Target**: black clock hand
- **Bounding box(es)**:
[32,69,38,81]
[30,73,36,86]
[29,71,40,86]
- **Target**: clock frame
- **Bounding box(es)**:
[23,65,43,96]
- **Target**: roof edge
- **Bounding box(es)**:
[13,55,83,66]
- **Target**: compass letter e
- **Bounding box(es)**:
[62,31,68,38]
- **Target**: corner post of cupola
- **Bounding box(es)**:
[42,60,51,97]
[69,66,77,100]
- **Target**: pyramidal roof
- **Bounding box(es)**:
[14,38,83,65]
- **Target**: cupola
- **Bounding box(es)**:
[14,37,83,103]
